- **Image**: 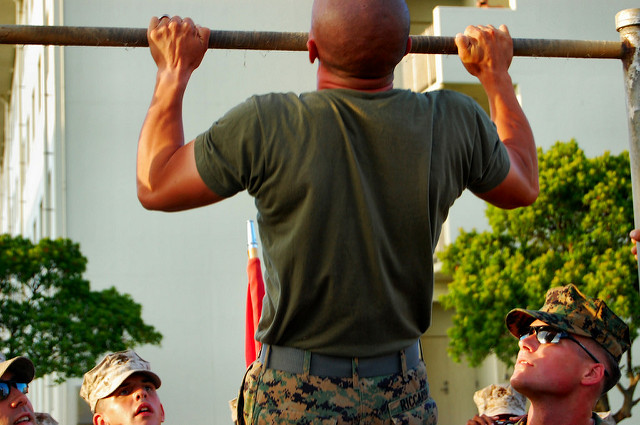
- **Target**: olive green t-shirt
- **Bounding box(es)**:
[195,88,509,357]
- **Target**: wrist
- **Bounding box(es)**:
[478,71,513,94]
[155,68,191,92]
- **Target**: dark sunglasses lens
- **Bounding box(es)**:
[0,383,9,400]
[518,326,533,340]
[536,329,556,343]
[519,326,561,344]
[0,382,28,400]
[15,383,28,394]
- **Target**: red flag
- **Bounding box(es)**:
[245,220,265,366]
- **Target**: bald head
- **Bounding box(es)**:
[309,0,410,79]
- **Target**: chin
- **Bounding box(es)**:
[509,374,525,390]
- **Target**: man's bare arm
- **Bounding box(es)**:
[137,16,223,211]
[455,25,539,209]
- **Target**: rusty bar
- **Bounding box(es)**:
[616,9,640,282]
[0,25,310,51]
[410,35,625,59]
[0,24,626,59]
[510,37,624,59]
[209,30,308,51]
[0,25,150,48]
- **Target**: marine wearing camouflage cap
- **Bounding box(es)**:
[505,284,630,363]
[80,350,161,413]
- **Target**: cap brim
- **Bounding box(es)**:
[505,308,592,339]
[0,357,35,383]
[95,369,162,402]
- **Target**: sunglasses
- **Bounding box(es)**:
[519,325,608,376]
[0,381,28,401]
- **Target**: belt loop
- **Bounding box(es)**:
[352,357,360,387]
[303,350,311,378]
[400,349,408,377]
[260,345,271,378]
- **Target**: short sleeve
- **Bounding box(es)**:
[193,97,266,198]
[466,103,510,194]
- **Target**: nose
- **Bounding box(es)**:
[134,386,148,400]
[518,332,538,352]
[8,388,28,408]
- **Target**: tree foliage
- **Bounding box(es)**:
[440,140,640,421]
[0,235,162,382]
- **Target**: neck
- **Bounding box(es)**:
[315,64,394,92]
[526,401,595,425]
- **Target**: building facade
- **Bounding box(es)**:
[0,0,638,424]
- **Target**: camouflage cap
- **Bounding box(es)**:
[505,284,630,363]
[473,383,527,417]
[80,350,161,413]
[0,353,35,383]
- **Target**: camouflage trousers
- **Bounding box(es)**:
[236,358,437,425]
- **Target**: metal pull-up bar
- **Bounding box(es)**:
[0,24,628,59]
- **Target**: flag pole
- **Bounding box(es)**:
[247,220,259,259]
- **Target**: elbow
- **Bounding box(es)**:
[514,183,539,208]
[522,183,540,206]
[137,184,165,211]
[137,193,177,212]
[136,178,181,212]
[501,183,539,210]
[137,192,159,211]
[480,180,539,210]
[137,170,162,210]
[518,177,540,207]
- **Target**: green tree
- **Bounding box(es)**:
[0,235,162,382]
[440,140,640,422]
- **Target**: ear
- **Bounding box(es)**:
[307,38,319,64]
[404,37,412,56]
[582,363,606,388]
[160,403,166,422]
[93,413,106,425]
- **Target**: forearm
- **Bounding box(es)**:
[482,72,539,205]
[137,70,189,204]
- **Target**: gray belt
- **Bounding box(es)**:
[258,341,421,378]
